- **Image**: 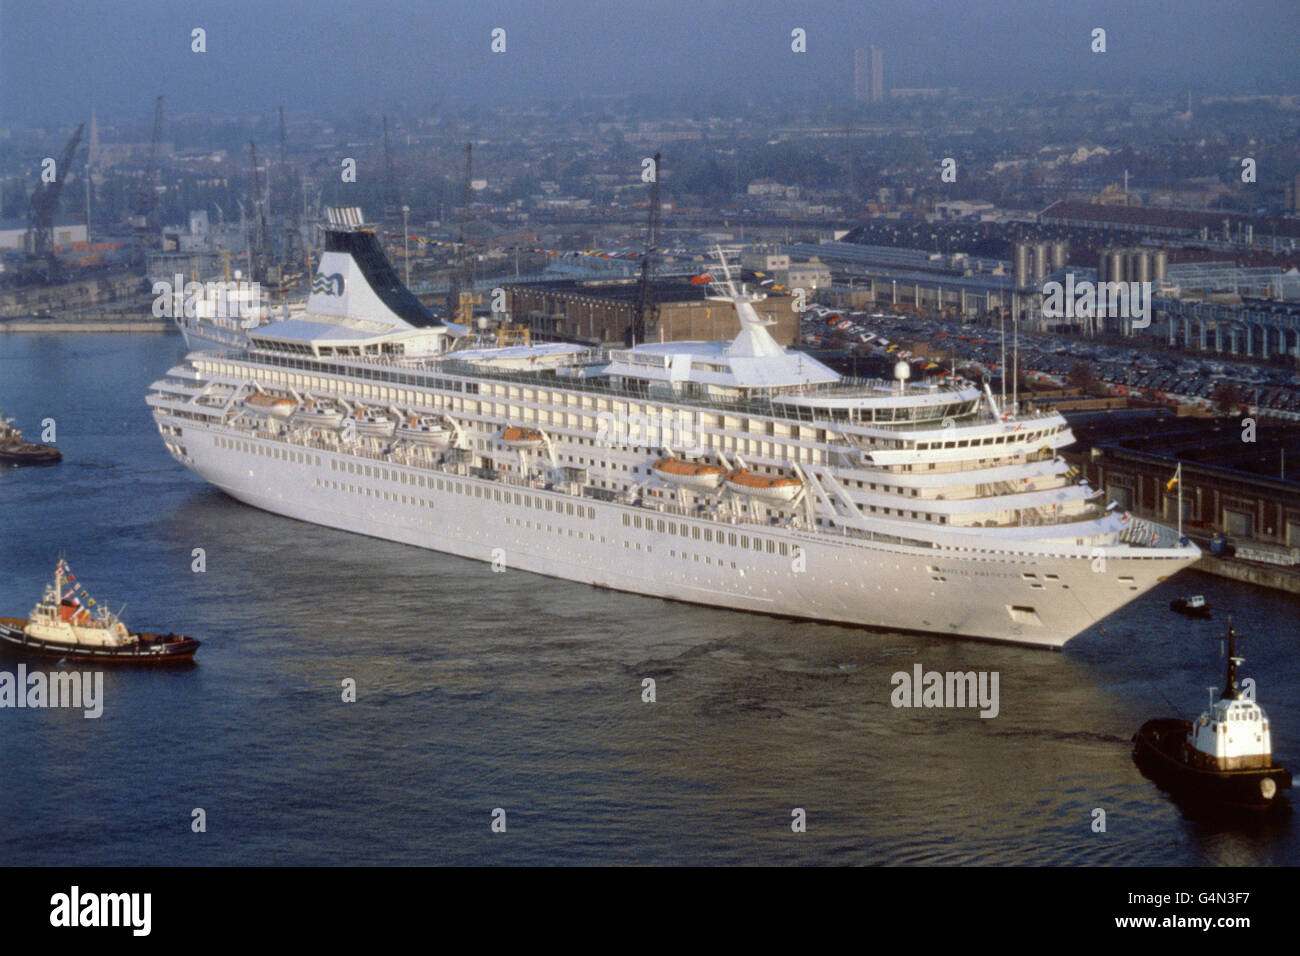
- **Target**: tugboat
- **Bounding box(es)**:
[0,415,61,466]
[1133,625,1291,810]
[1169,594,1212,618]
[0,560,200,664]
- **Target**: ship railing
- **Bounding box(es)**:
[236,348,978,428]
[1120,516,1182,548]
[862,407,1064,434]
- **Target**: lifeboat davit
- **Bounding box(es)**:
[723,469,802,503]
[243,393,297,419]
[350,407,396,437]
[397,416,452,448]
[651,457,727,490]
[502,426,545,450]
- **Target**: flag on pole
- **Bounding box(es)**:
[1166,462,1182,492]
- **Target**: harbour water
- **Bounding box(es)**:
[1,333,1297,865]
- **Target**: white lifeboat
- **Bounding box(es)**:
[350,407,396,437]
[502,426,545,450]
[292,400,344,428]
[723,468,802,503]
[651,457,727,491]
[243,393,297,419]
[396,416,452,448]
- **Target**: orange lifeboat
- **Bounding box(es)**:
[723,469,802,503]
[243,393,297,419]
[651,457,727,490]
[502,426,545,449]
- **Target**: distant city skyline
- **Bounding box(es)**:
[2,0,1299,127]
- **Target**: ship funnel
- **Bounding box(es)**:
[308,207,445,331]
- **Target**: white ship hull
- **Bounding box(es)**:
[172,426,1194,648]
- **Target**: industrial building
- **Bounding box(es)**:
[0,215,87,251]
[787,235,1300,348]
[782,240,1023,318]
[502,276,800,346]
[1040,201,1300,253]
[1159,296,1300,359]
[1067,413,1300,550]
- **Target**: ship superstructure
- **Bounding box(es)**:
[171,275,305,353]
[147,207,1198,648]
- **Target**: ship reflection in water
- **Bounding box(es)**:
[0,333,1297,865]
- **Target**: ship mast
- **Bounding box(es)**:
[1222,624,1242,701]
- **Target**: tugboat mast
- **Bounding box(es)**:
[1222,624,1242,701]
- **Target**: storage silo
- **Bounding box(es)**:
[1014,243,1030,288]
[1107,250,1126,284]
[1153,249,1168,282]
[1131,249,1151,286]
[1033,242,1049,280]
[1050,241,1067,271]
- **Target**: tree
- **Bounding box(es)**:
[1211,380,1245,415]
[1066,361,1095,391]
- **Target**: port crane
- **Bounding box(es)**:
[130,95,164,231]
[247,140,271,285]
[447,143,475,323]
[629,151,662,345]
[22,123,84,281]
[279,106,306,275]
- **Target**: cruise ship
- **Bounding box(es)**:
[146,207,1199,648]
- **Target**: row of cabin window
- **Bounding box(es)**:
[620,513,789,555]
[216,435,319,466]
[329,456,599,518]
[915,428,1057,451]
[321,479,431,508]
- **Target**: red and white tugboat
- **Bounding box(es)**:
[0,560,200,664]
[1133,625,1291,810]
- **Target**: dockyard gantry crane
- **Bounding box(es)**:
[629,151,662,346]
[23,122,84,281]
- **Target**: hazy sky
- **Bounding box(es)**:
[3,0,1299,126]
